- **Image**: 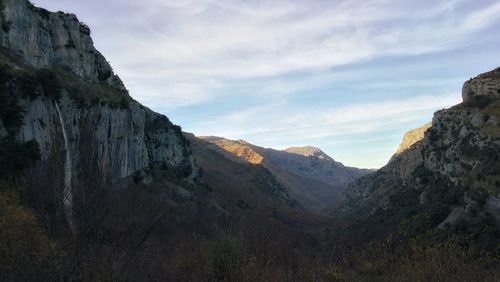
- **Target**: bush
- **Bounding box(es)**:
[467,95,493,109]
[0,138,40,182]
[36,69,61,101]
[210,233,243,281]
[0,190,64,281]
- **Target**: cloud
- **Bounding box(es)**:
[32,0,500,108]
[193,93,461,141]
[30,0,500,167]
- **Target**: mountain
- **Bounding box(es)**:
[186,134,300,211]
[0,0,202,234]
[393,122,432,156]
[342,67,500,244]
[198,136,371,212]
[0,2,327,280]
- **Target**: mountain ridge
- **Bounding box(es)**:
[198,135,372,212]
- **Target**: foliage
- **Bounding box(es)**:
[0,138,40,182]
[0,190,65,281]
[36,69,62,101]
[466,95,494,109]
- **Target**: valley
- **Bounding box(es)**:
[0,0,499,281]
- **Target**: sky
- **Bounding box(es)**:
[32,0,500,168]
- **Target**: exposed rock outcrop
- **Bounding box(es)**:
[462,67,500,102]
[343,68,500,237]
[394,122,431,156]
[0,0,199,231]
[0,0,125,90]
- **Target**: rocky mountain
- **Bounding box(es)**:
[0,3,327,280]
[342,68,500,243]
[198,136,371,212]
[186,135,301,211]
[393,122,431,156]
[0,0,199,233]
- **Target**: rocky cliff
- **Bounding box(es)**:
[0,0,124,90]
[394,122,431,156]
[342,68,500,241]
[462,67,500,102]
[0,0,198,232]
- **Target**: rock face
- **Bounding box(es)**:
[343,68,500,238]
[0,0,125,90]
[0,0,198,231]
[462,68,500,102]
[394,122,431,156]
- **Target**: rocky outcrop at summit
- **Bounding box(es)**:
[462,67,500,102]
[0,0,125,90]
[394,122,431,156]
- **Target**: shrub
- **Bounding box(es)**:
[36,69,61,101]
[210,233,243,281]
[0,190,64,281]
[1,19,11,33]
[467,95,493,109]
[119,97,130,109]
[0,138,40,182]
[98,69,112,82]
[64,38,76,49]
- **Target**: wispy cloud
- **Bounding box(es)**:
[31,0,500,167]
[33,0,500,106]
[195,93,461,141]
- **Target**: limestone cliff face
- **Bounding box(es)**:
[343,68,500,233]
[462,67,500,102]
[0,0,124,90]
[394,122,431,156]
[18,94,196,187]
[0,0,198,231]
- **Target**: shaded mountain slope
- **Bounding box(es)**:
[198,136,371,212]
[187,135,299,211]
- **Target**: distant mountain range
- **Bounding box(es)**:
[194,136,372,212]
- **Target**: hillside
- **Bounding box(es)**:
[198,136,371,212]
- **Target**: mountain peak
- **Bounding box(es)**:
[284,146,332,160]
[462,67,500,102]
[394,122,432,156]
